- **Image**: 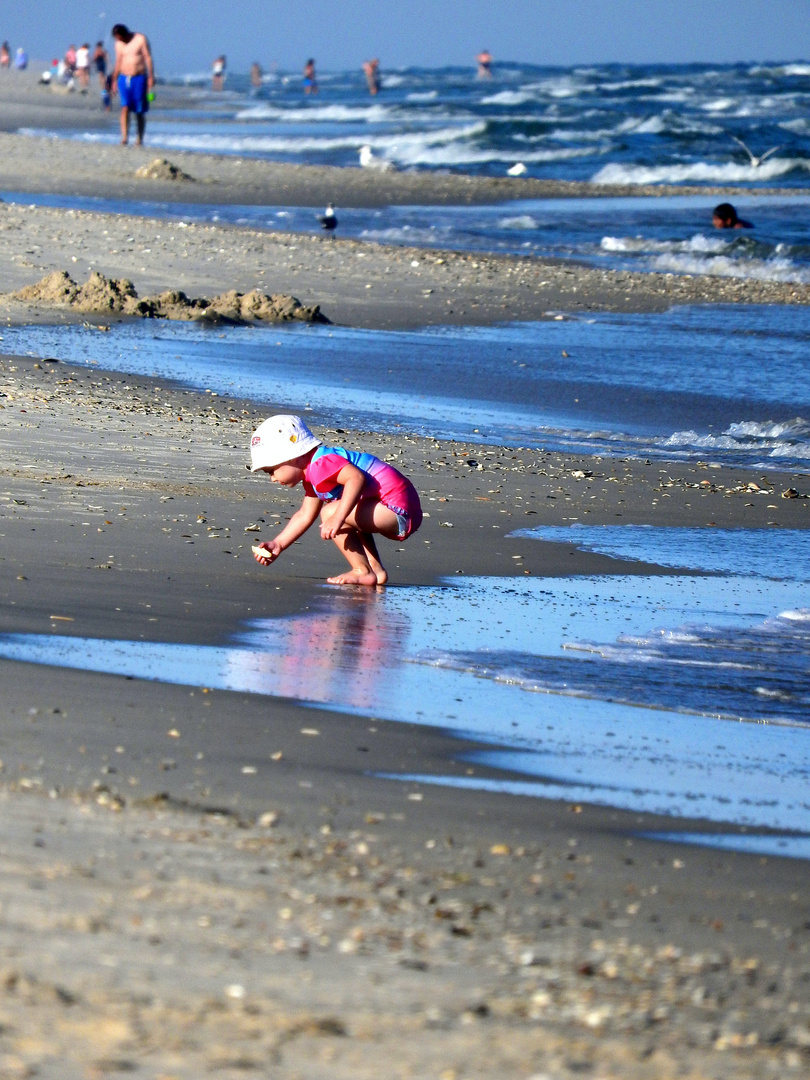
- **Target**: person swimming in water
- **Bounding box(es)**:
[303,58,317,94]
[712,203,753,229]
[476,49,492,78]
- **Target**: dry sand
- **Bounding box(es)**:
[0,84,809,1078]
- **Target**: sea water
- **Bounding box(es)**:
[4,306,810,467]
[23,61,810,186]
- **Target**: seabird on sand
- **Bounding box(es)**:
[318,203,338,230]
[359,145,393,171]
[730,134,784,169]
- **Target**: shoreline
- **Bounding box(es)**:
[0,351,809,1076]
[1,201,809,336]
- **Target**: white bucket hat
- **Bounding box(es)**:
[249,414,321,471]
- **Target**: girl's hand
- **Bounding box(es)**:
[252,540,281,565]
[320,517,345,540]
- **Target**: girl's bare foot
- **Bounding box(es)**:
[327,567,382,586]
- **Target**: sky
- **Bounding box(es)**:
[2,0,808,74]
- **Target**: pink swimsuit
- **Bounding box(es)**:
[303,445,422,540]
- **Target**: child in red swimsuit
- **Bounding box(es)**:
[249,415,422,586]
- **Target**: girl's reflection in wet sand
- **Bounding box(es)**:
[228,588,410,711]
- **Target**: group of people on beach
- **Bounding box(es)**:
[0,41,27,70]
[297,50,491,96]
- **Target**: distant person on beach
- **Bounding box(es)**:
[712,202,753,229]
[102,72,113,110]
[211,54,225,90]
[13,47,27,70]
[250,61,263,89]
[64,44,77,76]
[303,58,317,94]
[111,23,155,146]
[75,43,91,90]
[0,42,10,68]
[249,414,422,586]
[477,49,492,78]
[93,41,108,87]
[363,58,380,95]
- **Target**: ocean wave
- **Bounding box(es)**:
[498,215,539,229]
[664,417,810,457]
[600,233,727,254]
[480,90,536,106]
[597,77,663,92]
[87,121,489,160]
[724,417,810,442]
[701,97,738,112]
[235,102,396,123]
[359,225,449,244]
[392,141,603,167]
[414,602,810,724]
[649,251,810,283]
[591,158,809,185]
[406,90,438,101]
[750,63,810,78]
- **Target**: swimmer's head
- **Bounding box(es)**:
[249,414,321,472]
[712,202,739,228]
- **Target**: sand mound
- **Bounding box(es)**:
[11,272,326,324]
[135,158,194,182]
[74,271,138,313]
[13,269,79,305]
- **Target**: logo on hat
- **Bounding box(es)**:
[251,435,261,446]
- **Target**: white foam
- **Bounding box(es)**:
[498,215,539,230]
[406,90,438,102]
[724,418,810,441]
[780,117,808,133]
[236,102,396,123]
[591,158,807,185]
[597,77,663,92]
[616,114,666,135]
[663,418,810,458]
[650,251,810,284]
[701,97,737,112]
[480,90,535,106]
[393,140,599,168]
[751,63,810,77]
[601,233,729,255]
[779,609,810,622]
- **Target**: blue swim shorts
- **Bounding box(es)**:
[118,73,148,113]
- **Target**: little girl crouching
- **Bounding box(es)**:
[249,415,422,585]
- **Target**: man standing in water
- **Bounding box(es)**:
[111,24,154,145]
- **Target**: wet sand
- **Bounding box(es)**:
[1,354,809,1078]
[0,80,809,1077]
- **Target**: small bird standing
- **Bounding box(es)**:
[318,203,338,231]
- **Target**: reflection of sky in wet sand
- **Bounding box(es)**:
[226,589,406,708]
[1,536,809,853]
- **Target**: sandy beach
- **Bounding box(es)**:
[0,81,809,1078]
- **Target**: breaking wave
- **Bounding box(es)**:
[591,159,809,185]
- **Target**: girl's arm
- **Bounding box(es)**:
[319,462,367,539]
[253,495,321,564]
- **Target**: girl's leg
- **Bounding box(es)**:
[320,500,399,585]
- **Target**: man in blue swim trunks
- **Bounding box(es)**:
[111,24,154,146]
